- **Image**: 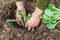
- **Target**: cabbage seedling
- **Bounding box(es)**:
[40,4,60,29]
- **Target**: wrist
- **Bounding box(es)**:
[32,7,43,17]
[16,1,23,7]
[16,2,24,9]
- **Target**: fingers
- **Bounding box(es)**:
[15,13,24,26]
[25,24,35,31]
[16,18,24,26]
[25,22,34,31]
[25,24,32,31]
[25,24,28,28]
[27,26,32,31]
[25,16,41,31]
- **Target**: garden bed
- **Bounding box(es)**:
[0,0,60,40]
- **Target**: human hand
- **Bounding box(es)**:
[15,2,26,26]
[25,7,43,31]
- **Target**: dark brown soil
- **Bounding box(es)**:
[0,0,60,40]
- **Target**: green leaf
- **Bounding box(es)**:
[54,14,60,20]
[43,14,52,20]
[48,4,57,11]
[28,13,31,18]
[42,20,49,23]
[17,10,22,12]
[51,19,57,24]
[17,10,23,17]
[23,14,31,23]
[23,14,27,23]
[46,23,56,29]
[45,9,54,17]
[6,19,16,22]
[53,11,60,15]
[46,21,60,29]
[39,4,60,30]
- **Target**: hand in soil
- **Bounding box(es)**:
[25,7,43,31]
[15,2,26,26]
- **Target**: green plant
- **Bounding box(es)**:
[6,10,31,24]
[40,4,60,29]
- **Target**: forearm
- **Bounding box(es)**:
[15,0,24,9]
[15,0,23,2]
[15,0,25,14]
[16,2,24,8]
[36,0,50,10]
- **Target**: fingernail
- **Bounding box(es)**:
[27,26,31,31]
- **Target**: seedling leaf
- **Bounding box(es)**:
[45,9,54,17]
[17,10,23,17]
[6,19,16,22]
[46,23,56,29]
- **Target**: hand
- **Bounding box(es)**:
[25,7,43,31]
[25,16,41,31]
[15,2,26,26]
[15,13,24,26]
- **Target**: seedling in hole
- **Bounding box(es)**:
[6,10,31,24]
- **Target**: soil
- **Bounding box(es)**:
[0,0,60,40]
